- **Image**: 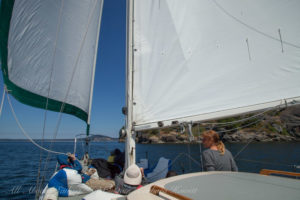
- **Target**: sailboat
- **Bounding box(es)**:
[1,0,300,200]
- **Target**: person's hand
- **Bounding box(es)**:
[69,154,76,161]
[140,167,144,177]
[86,168,96,176]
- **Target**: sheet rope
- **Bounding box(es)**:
[6,88,67,155]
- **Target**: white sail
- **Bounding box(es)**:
[132,0,300,130]
[0,0,103,122]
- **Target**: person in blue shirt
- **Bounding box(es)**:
[57,153,82,173]
[48,153,92,197]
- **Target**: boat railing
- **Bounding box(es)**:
[260,169,300,178]
[150,185,192,200]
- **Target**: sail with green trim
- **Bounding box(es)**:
[0,0,103,123]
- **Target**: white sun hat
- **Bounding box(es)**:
[124,164,142,186]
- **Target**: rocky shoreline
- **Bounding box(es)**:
[134,130,300,144]
[222,130,299,143]
[121,105,300,144]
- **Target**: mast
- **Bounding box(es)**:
[85,0,104,152]
[125,0,136,169]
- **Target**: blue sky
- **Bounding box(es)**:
[0,0,127,139]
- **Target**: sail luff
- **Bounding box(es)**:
[86,0,104,134]
[0,0,14,85]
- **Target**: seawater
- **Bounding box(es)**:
[0,141,299,200]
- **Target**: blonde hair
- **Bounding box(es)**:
[202,130,225,155]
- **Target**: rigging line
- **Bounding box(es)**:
[217,115,264,134]
[233,136,255,159]
[211,0,300,49]
[187,143,192,171]
[40,0,99,184]
[74,137,77,154]
[147,153,202,180]
[197,124,204,172]
[136,100,299,129]
[73,134,89,156]
[0,87,5,117]
[79,136,87,156]
[200,103,281,126]
[54,162,58,174]
[145,153,185,180]
[81,137,85,156]
[236,158,296,168]
[187,123,194,171]
[88,138,91,154]
[6,91,67,155]
[182,152,202,167]
[36,0,65,196]
[233,108,279,159]
[283,122,300,172]
[233,118,267,159]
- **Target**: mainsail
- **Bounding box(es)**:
[0,0,103,123]
[132,0,300,130]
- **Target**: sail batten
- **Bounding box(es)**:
[132,0,300,130]
[0,0,103,122]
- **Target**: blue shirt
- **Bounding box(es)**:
[57,154,82,173]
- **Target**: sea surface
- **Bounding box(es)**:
[0,141,299,200]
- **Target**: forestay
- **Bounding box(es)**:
[132,0,300,130]
[0,0,103,122]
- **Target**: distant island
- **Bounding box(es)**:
[0,134,118,142]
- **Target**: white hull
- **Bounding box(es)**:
[128,171,300,200]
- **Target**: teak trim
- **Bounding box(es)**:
[260,169,300,177]
[150,185,193,200]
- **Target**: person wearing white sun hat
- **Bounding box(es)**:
[114,164,148,195]
[124,164,142,185]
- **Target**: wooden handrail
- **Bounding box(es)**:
[150,185,193,200]
[260,169,300,177]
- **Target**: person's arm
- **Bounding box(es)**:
[114,174,124,194]
[202,151,215,171]
[72,159,82,172]
[230,157,238,172]
[57,154,69,165]
[69,154,82,172]
[228,151,238,172]
[140,167,149,185]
